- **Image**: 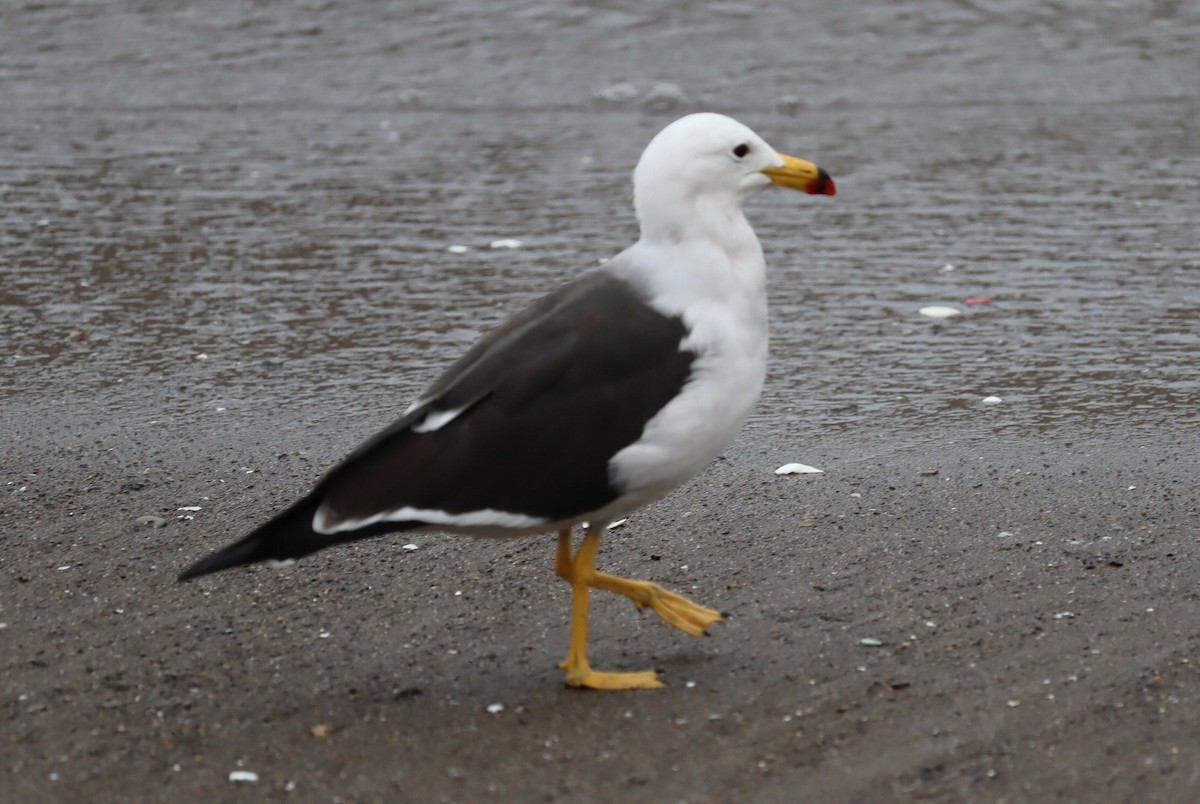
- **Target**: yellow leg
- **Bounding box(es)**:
[591,572,726,637]
[556,529,664,690]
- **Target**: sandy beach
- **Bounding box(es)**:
[3,1,1198,800]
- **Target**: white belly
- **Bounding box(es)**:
[607,300,768,508]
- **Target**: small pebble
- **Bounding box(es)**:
[228,770,259,783]
[486,703,504,714]
[489,238,523,249]
[136,515,168,528]
[860,637,884,647]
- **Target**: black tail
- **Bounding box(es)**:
[178,495,325,581]
[178,493,418,582]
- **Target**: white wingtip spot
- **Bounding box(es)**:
[411,406,468,433]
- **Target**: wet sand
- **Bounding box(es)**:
[3,1,1199,801]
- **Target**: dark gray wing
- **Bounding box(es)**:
[314,268,697,528]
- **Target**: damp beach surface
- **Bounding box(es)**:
[2,2,1198,801]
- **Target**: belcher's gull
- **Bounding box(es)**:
[179,113,835,690]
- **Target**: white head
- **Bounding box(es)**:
[632,113,833,245]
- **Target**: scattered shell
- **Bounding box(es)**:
[1053,611,1076,620]
[918,305,963,319]
[177,506,202,512]
[486,702,504,714]
[775,463,824,475]
[446,245,469,254]
[859,637,884,647]
[402,543,419,551]
[940,263,956,272]
[228,770,259,783]
[606,518,628,529]
[981,395,1003,405]
[136,515,168,528]
[489,238,523,249]
[311,724,332,738]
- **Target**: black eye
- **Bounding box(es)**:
[732,143,750,158]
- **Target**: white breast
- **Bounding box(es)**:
[605,236,769,509]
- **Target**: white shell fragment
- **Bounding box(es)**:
[981,395,1003,405]
[486,702,504,714]
[228,771,259,783]
[918,305,963,319]
[446,245,469,254]
[402,543,419,551]
[775,463,824,475]
[489,238,523,249]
